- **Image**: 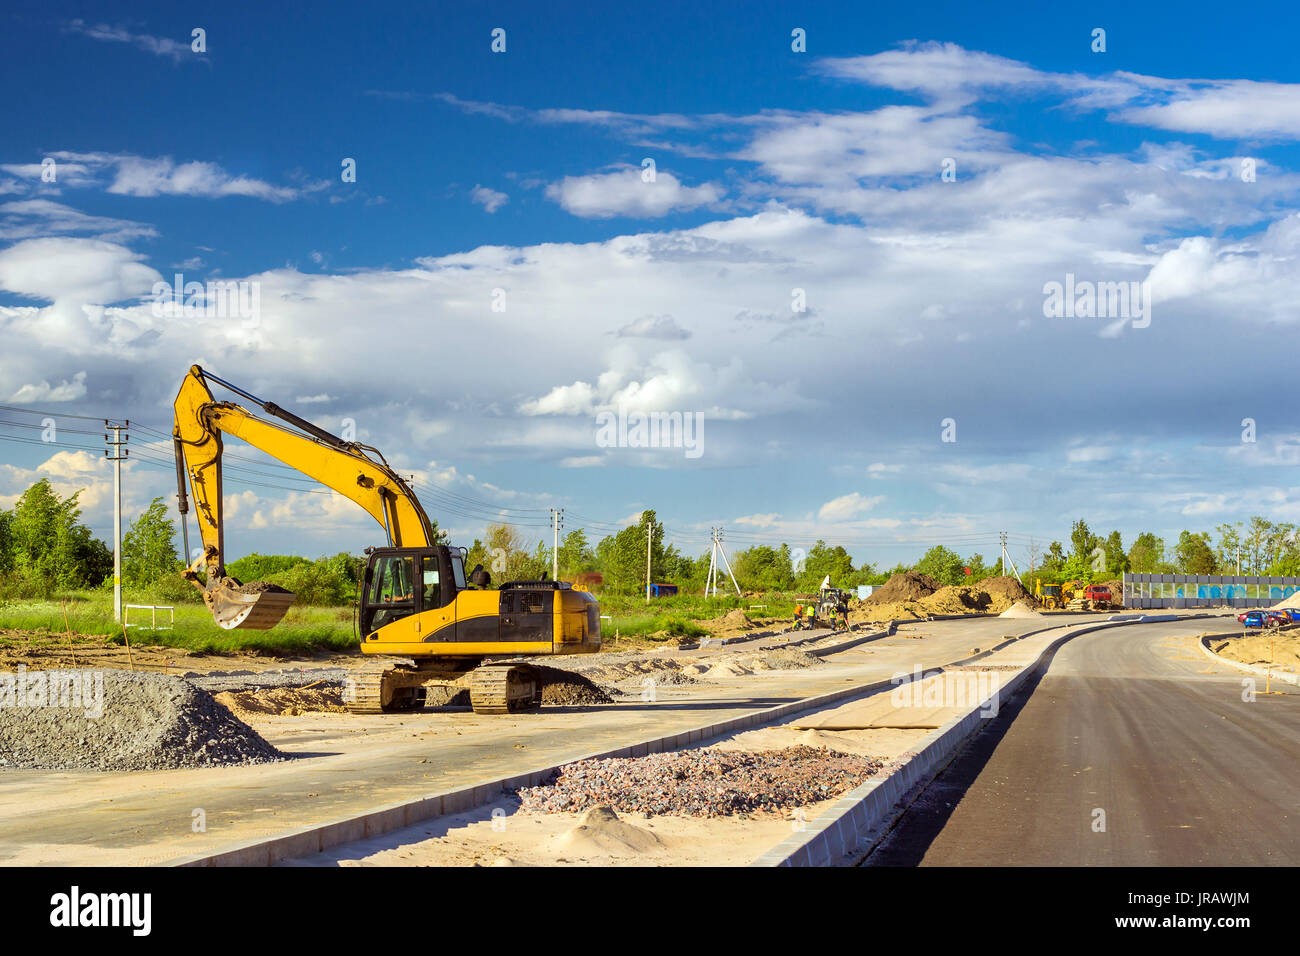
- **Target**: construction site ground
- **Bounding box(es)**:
[0,610,1221,866]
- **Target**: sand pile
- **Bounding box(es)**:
[999,601,1043,619]
[0,669,283,771]
[553,805,663,854]
[866,572,939,604]
[1271,592,1300,610]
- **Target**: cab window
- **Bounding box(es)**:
[422,554,445,610]
[450,553,467,590]
[366,554,415,632]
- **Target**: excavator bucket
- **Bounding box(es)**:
[204,578,297,630]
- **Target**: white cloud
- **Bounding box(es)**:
[818,492,884,521]
[66,20,194,63]
[9,371,88,403]
[614,314,692,339]
[545,166,723,218]
[470,185,508,213]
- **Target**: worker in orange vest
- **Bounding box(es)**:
[793,601,805,630]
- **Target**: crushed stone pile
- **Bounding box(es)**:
[0,669,283,771]
[745,649,825,670]
[517,745,885,818]
[866,571,940,604]
[531,665,614,706]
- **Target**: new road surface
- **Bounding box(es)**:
[866,618,1297,866]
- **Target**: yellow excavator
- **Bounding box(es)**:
[172,365,601,715]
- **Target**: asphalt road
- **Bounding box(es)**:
[866,620,1298,866]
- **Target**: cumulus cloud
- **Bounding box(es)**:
[9,371,88,403]
[545,166,724,218]
[470,184,508,213]
[614,314,692,339]
[818,492,884,521]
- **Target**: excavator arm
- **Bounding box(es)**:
[172,364,435,628]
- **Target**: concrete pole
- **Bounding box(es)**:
[106,421,128,622]
[551,508,562,582]
[645,518,653,603]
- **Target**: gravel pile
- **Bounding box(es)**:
[532,666,614,706]
[518,745,884,818]
[0,669,284,771]
[746,649,824,670]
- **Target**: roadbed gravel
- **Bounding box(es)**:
[517,745,885,818]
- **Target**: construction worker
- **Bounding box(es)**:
[792,602,804,630]
[805,602,817,628]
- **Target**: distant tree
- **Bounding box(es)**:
[914,545,964,587]
[734,545,795,592]
[1174,530,1217,575]
[796,540,854,591]
[557,528,596,578]
[1070,519,1099,566]
[1041,542,1066,576]
[7,479,110,593]
[1102,530,1128,577]
[122,497,180,587]
[963,553,994,581]
[1126,533,1165,573]
[1215,522,1243,575]
[598,511,665,593]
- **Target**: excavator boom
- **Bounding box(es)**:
[172,364,435,629]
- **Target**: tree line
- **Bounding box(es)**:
[5,476,1300,604]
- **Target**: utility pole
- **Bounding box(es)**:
[999,531,1008,577]
[550,507,564,581]
[106,420,129,622]
[645,516,654,603]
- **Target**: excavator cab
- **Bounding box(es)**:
[360,546,467,635]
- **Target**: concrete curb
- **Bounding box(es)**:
[1197,634,1299,686]
[749,614,1226,867]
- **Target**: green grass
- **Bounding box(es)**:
[0,587,809,656]
[0,591,357,655]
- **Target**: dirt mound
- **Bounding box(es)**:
[920,586,991,615]
[999,601,1042,619]
[722,609,753,629]
[866,572,939,604]
[0,669,283,771]
[980,575,1036,610]
[1271,593,1300,610]
[849,602,923,625]
[531,665,614,706]
[215,685,346,717]
[518,745,885,818]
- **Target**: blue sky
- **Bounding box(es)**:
[3,0,1300,569]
